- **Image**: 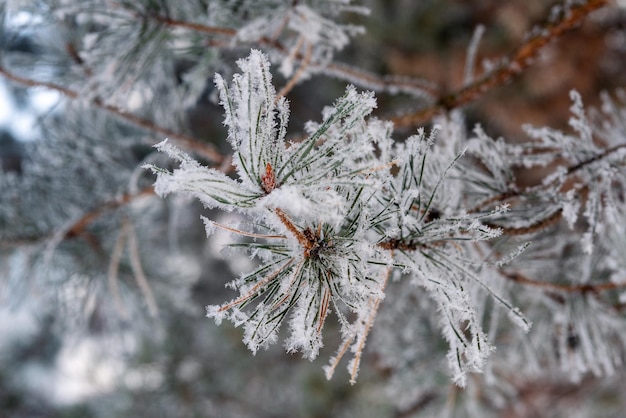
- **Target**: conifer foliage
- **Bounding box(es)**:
[146,50,528,385]
[1,0,626,416]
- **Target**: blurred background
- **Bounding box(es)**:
[1,1,626,417]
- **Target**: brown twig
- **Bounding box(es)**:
[0,66,224,163]
[148,14,237,37]
[484,209,564,236]
[139,11,439,99]
[349,263,392,385]
[471,140,626,215]
[567,143,626,175]
[502,271,626,294]
[322,62,439,98]
[273,207,311,250]
[217,258,297,313]
[276,39,312,100]
[391,0,609,128]
[65,186,155,239]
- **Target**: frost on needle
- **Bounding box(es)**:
[145,50,527,385]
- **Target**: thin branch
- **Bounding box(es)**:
[349,263,392,385]
[126,220,159,317]
[502,271,626,294]
[274,208,311,249]
[210,220,286,240]
[317,284,331,333]
[391,0,609,128]
[484,209,564,236]
[325,332,354,380]
[108,221,130,320]
[566,143,626,175]
[0,66,224,163]
[217,258,296,312]
[146,14,237,37]
[136,11,440,99]
[276,39,312,100]
[65,186,155,240]
[321,62,439,99]
[471,141,626,214]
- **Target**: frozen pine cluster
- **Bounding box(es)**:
[146,42,626,390]
[3,0,626,415]
[146,50,531,386]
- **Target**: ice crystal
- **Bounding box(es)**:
[147,50,527,384]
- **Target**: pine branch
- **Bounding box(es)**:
[484,209,564,236]
[470,141,626,214]
[0,66,224,163]
[0,187,156,248]
[391,0,609,128]
[5,1,626,401]
[126,9,439,99]
[147,13,237,37]
[566,143,626,175]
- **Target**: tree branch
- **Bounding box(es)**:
[148,14,237,37]
[276,38,312,100]
[566,143,626,175]
[502,271,626,294]
[139,11,439,99]
[391,0,609,128]
[65,186,155,240]
[0,66,224,163]
[471,140,626,214]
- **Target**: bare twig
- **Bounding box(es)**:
[108,221,130,319]
[325,330,354,380]
[349,263,392,384]
[274,208,310,249]
[126,220,159,317]
[210,220,286,240]
[392,0,609,128]
[322,62,439,99]
[217,259,297,313]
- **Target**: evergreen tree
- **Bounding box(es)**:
[1,0,626,416]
